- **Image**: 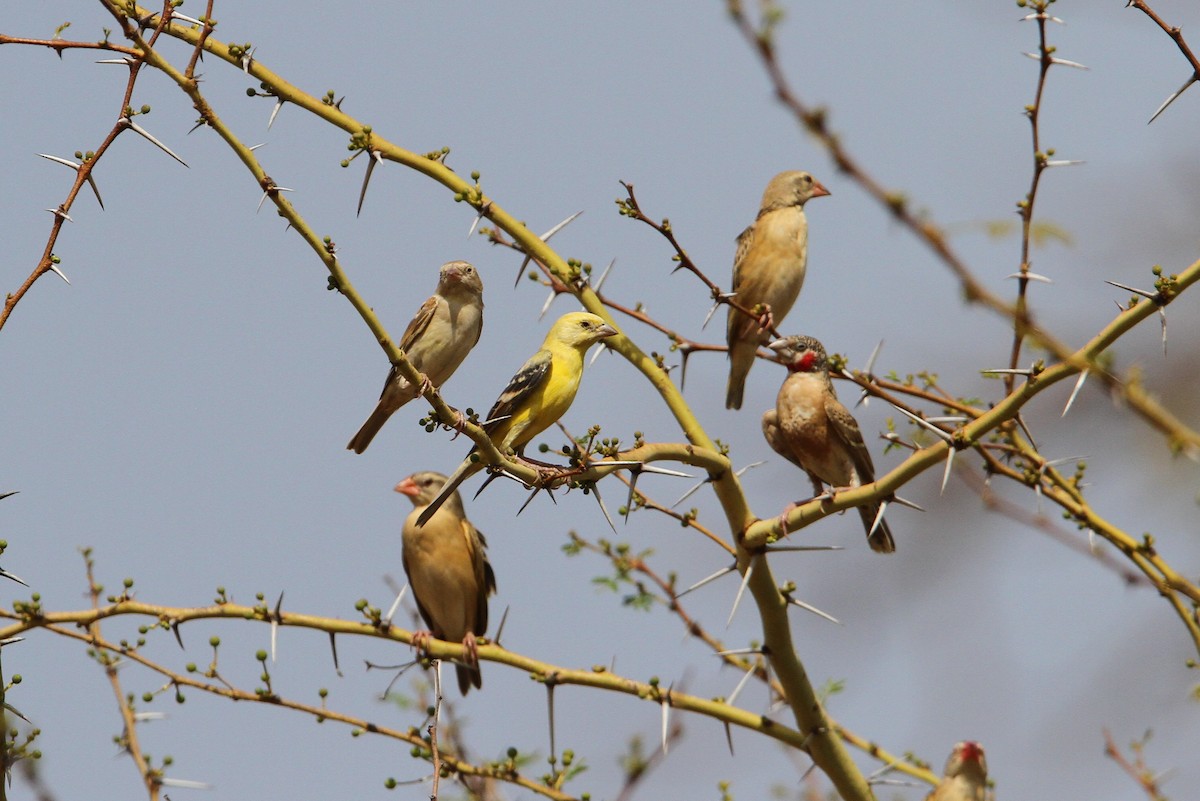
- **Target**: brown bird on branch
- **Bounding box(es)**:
[347,260,484,453]
[396,471,497,695]
[926,741,988,801]
[725,171,829,410]
[761,335,895,553]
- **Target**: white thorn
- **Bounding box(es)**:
[36,153,79,169]
[671,478,707,508]
[660,693,670,754]
[1159,307,1168,355]
[1044,159,1085,168]
[1005,271,1054,283]
[869,501,888,538]
[240,46,256,74]
[247,142,267,152]
[725,662,757,707]
[786,595,841,625]
[891,495,924,512]
[1062,370,1088,417]
[538,289,557,320]
[95,57,135,65]
[1105,279,1158,300]
[762,544,844,552]
[593,258,616,291]
[980,367,1035,376]
[539,210,584,242]
[45,208,73,223]
[384,585,407,626]
[172,12,204,25]
[714,647,763,657]
[268,98,284,130]
[1148,75,1198,124]
[941,447,955,495]
[726,557,755,628]
[636,464,693,478]
[123,119,189,167]
[702,300,722,330]
[734,460,766,478]
[467,199,492,240]
[890,403,955,443]
[47,263,71,285]
[159,778,213,790]
[133,711,166,722]
[677,564,734,598]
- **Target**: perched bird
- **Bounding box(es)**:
[726,171,830,410]
[396,471,497,695]
[416,311,618,527]
[347,260,484,454]
[926,741,988,801]
[761,335,895,553]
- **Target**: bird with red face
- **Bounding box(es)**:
[927,741,988,801]
[760,335,895,553]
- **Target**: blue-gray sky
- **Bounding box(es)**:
[3,2,1200,800]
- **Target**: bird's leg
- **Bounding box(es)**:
[411,629,435,655]
[444,407,470,439]
[461,632,479,673]
[756,303,776,334]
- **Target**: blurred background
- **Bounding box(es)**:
[2,2,1199,799]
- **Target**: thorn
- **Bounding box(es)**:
[95,57,136,65]
[660,687,670,755]
[588,340,608,366]
[247,143,268,152]
[726,557,755,628]
[329,631,342,676]
[514,211,585,288]
[890,495,924,512]
[268,98,284,130]
[786,595,841,625]
[132,711,166,722]
[45,208,73,223]
[638,464,693,478]
[3,704,30,724]
[270,590,284,663]
[1062,370,1088,417]
[36,153,78,169]
[257,185,294,213]
[467,200,493,240]
[516,486,544,516]
[356,150,382,217]
[1022,51,1088,69]
[159,778,213,790]
[121,118,189,167]
[677,564,735,598]
[863,339,884,375]
[762,544,844,553]
[172,621,185,649]
[589,482,618,534]
[980,367,1035,376]
[725,662,757,707]
[1105,279,1158,300]
[869,501,888,538]
[1020,12,1065,23]
[702,300,722,330]
[890,403,955,443]
[734,460,766,478]
[47,262,71,285]
[1147,74,1198,125]
[1005,271,1054,283]
[493,604,510,646]
[671,477,709,508]
[0,637,24,648]
[240,45,256,74]
[384,584,407,626]
[623,469,640,523]
[172,12,204,25]
[593,258,616,291]
[724,722,735,756]
[714,647,763,657]
[538,288,557,320]
[941,448,955,495]
[0,567,28,587]
[1159,307,1168,355]
[1044,160,1085,168]
[546,684,557,764]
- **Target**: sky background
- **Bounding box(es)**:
[3,2,1200,800]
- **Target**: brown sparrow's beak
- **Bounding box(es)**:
[394,477,419,497]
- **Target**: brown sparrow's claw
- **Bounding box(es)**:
[447,408,469,440]
[411,630,434,655]
[462,631,479,670]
